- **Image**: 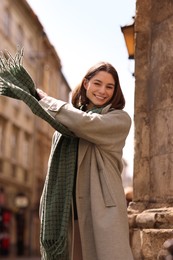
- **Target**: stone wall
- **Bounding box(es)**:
[129,1,173,259]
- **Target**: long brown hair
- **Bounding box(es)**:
[71,62,125,110]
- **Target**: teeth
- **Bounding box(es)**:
[95,95,105,100]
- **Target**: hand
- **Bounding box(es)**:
[36,88,48,99]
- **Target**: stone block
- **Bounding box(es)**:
[133,157,150,201]
[130,229,142,260]
[141,229,173,259]
[150,0,173,24]
[135,0,152,32]
[150,153,173,200]
[135,32,151,81]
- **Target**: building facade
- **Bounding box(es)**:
[0,0,71,257]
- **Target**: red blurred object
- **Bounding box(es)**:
[0,208,11,256]
[3,210,11,224]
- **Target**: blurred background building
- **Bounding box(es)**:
[0,0,134,258]
[0,0,71,257]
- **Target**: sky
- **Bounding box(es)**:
[26,0,136,177]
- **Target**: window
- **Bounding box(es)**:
[3,8,11,38]
[0,160,3,174]
[0,117,6,156]
[23,133,30,168]
[11,126,19,162]
[26,37,34,62]
[23,169,28,182]
[37,62,44,87]
[37,140,45,173]
[16,25,24,48]
[11,164,17,178]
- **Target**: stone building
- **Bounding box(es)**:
[129,1,173,259]
[0,0,71,257]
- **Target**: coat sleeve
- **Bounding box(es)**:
[39,96,131,147]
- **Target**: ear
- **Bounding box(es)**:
[83,78,88,90]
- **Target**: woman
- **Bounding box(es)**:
[38,62,134,260]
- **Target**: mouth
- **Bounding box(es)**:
[94,94,106,101]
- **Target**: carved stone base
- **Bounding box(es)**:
[128,206,173,259]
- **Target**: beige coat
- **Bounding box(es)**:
[39,97,134,260]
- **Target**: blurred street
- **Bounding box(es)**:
[1,257,40,260]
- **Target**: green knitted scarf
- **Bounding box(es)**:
[40,133,79,260]
[0,49,103,259]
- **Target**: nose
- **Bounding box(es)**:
[98,85,106,94]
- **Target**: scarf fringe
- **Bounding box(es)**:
[41,236,68,259]
[0,48,40,98]
[0,47,23,72]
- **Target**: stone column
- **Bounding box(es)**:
[129,1,173,259]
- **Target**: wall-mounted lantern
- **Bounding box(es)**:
[121,18,135,60]
[14,193,29,209]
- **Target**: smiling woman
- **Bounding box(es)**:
[83,71,115,109]
[37,62,134,260]
[71,61,125,111]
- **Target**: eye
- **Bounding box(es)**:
[94,82,101,86]
[107,85,114,90]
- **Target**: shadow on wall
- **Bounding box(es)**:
[157,239,173,260]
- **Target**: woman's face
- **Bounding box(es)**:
[84,71,115,109]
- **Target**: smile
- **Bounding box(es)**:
[94,95,106,100]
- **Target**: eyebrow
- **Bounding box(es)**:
[93,79,115,87]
